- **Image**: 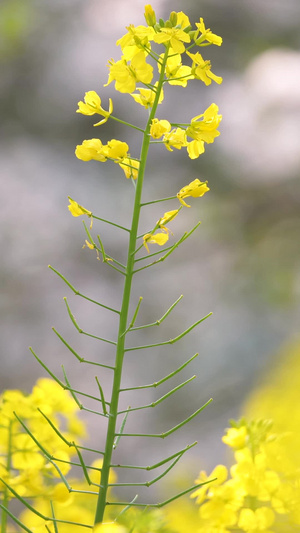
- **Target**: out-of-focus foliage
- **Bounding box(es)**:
[0,0,35,61]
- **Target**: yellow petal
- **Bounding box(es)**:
[143,232,169,252]
[68,197,92,217]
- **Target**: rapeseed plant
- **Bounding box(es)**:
[0,5,225,531]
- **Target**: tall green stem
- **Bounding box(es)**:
[94,47,169,525]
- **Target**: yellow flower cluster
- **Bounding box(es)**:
[75,4,223,180]
[107,8,222,94]
[75,137,139,180]
[150,103,222,160]
[0,379,86,503]
[143,179,210,252]
[189,418,300,532]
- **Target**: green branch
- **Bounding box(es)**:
[115,398,212,438]
[49,266,120,314]
[125,312,212,351]
[120,352,199,392]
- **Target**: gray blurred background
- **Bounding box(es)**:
[1,0,300,501]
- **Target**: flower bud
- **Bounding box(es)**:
[144,4,156,27]
[169,11,177,26]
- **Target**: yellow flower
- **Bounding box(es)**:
[76,91,113,126]
[131,83,164,108]
[105,52,153,94]
[176,11,191,30]
[163,127,187,151]
[153,26,190,54]
[186,139,205,159]
[162,52,192,87]
[75,139,107,162]
[157,209,179,230]
[68,198,91,217]
[177,179,210,207]
[186,51,222,86]
[118,157,139,179]
[222,426,248,450]
[117,24,155,60]
[186,103,222,144]
[68,197,93,228]
[195,18,223,46]
[143,232,169,253]
[103,139,129,160]
[150,118,171,139]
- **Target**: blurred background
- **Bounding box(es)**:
[1,0,300,501]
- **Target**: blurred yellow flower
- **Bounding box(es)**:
[222,426,248,450]
[191,464,228,505]
[89,458,117,485]
[12,434,45,471]
[238,507,275,532]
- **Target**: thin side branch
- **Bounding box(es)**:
[120,353,199,392]
[115,399,212,438]
[49,265,120,314]
[125,313,212,351]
